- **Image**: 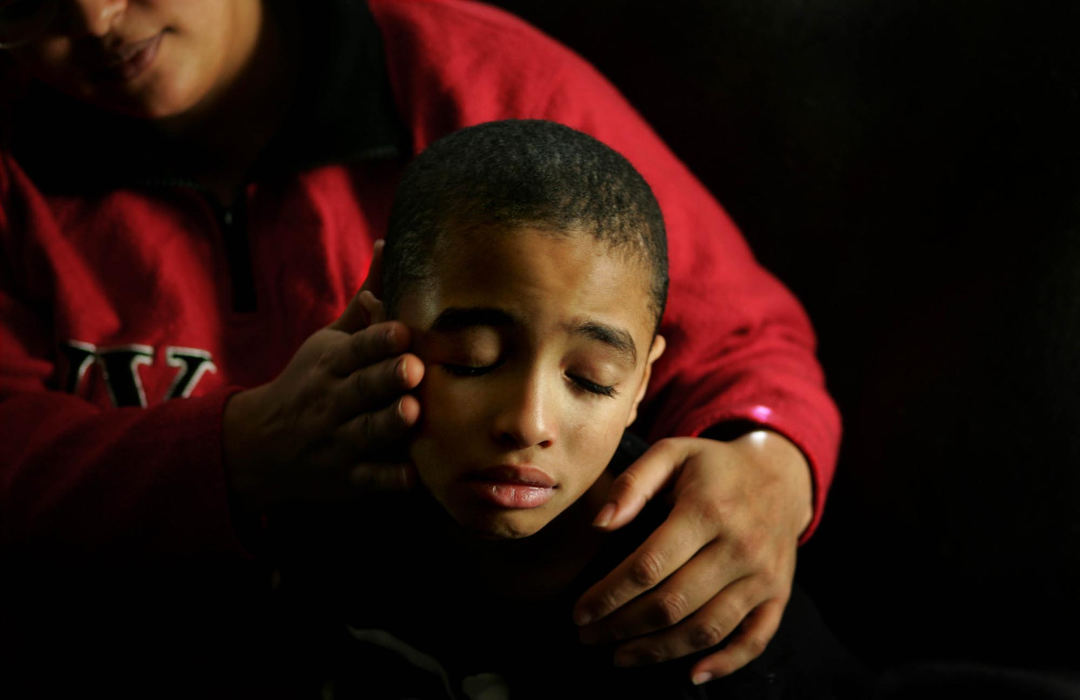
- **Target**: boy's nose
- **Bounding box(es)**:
[492,375,557,450]
[61,0,126,38]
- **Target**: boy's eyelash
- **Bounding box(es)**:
[443,365,617,397]
[442,363,497,377]
[570,375,618,398]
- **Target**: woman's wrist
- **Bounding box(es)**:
[722,429,814,538]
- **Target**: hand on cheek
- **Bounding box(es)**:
[224,241,425,513]
[572,431,813,684]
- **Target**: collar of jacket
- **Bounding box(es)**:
[5,0,410,195]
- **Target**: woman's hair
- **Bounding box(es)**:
[383,119,668,327]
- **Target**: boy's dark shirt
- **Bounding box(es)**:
[274,434,869,699]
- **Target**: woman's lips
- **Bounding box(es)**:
[463,466,556,509]
[102,32,163,82]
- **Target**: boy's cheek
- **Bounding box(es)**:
[409,433,462,520]
[408,378,477,487]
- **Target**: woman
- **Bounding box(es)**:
[0,1,837,695]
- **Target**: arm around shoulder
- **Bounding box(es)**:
[533,52,840,535]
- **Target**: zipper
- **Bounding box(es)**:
[142,177,258,313]
[214,194,257,313]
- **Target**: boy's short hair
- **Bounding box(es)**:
[383,119,668,327]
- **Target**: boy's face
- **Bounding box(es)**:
[8,0,262,119]
[398,226,665,539]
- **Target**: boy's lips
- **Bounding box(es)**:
[463,465,557,509]
[466,465,556,487]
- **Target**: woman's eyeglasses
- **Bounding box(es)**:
[0,0,58,49]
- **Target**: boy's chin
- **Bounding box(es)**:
[453,509,552,541]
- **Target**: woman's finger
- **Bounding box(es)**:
[577,539,744,644]
[357,289,387,325]
[688,597,787,684]
[359,238,385,297]
[573,499,714,627]
[325,321,410,376]
[606,574,766,668]
[337,393,421,456]
[328,239,386,333]
[592,438,694,530]
[333,351,423,418]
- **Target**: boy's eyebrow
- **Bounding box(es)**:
[429,307,517,332]
[571,321,637,365]
[429,308,638,364]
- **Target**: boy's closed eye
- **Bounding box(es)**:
[440,360,624,404]
[442,362,502,376]
[440,351,620,398]
[567,374,618,398]
[426,325,502,370]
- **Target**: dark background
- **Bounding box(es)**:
[491,0,1080,673]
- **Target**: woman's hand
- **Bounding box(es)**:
[223,241,424,513]
[573,431,813,684]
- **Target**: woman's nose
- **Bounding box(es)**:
[61,0,126,37]
[492,375,557,450]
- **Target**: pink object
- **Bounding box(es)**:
[751,405,774,422]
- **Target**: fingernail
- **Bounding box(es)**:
[383,327,396,345]
[692,672,713,686]
[593,503,617,528]
[573,609,593,626]
[396,357,408,381]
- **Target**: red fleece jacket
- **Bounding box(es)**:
[0,0,839,554]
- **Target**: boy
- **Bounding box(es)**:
[275,120,864,699]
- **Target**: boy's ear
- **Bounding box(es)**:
[625,334,666,428]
